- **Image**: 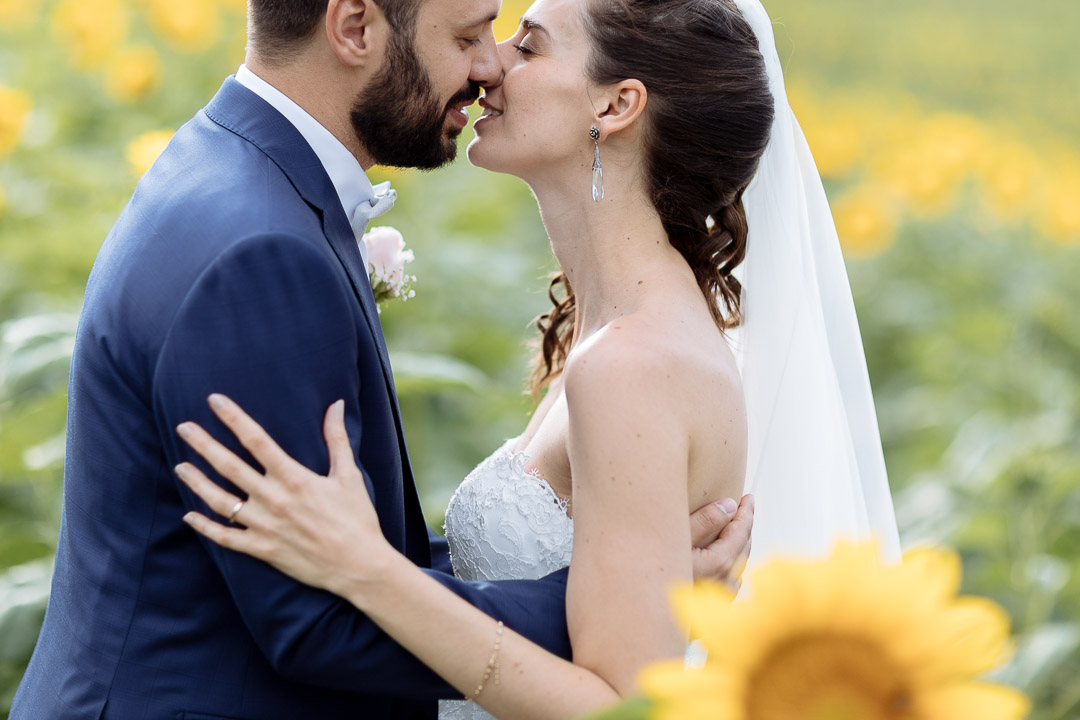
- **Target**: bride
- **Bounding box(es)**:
[177,0,900,718]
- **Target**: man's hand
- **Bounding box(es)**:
[689,494,754,591]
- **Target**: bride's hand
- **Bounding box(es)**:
[689,494,754,592]
[175,394,392,596]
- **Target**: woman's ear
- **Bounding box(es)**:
[595,79,647,141]
[326,0,387,68]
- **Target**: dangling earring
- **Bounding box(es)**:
[590,127,604,202]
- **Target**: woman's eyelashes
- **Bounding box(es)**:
[513,42,537,56]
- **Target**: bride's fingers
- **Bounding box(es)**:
[690,497,737,548]
[183,511,260,556]
[175,462,249,525]
[177,421,263,495]
[322,400,355,476]
[207,394,295,476]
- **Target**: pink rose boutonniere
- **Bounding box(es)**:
[361,226,416,311]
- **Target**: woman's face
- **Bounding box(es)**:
[466,0,598,181]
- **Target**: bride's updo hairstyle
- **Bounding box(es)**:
[530,0,774,397]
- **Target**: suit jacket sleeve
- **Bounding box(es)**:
[428,528,454,576]
[152,233,570,699]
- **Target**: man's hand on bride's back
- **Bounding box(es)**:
[689,494,754,592]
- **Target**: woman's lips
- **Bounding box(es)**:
[474,98,503,128]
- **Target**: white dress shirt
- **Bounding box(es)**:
[235,64,386,267]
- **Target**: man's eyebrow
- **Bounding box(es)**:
[460,11,500,29]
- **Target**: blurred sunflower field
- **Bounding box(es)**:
[0,0,1077,717]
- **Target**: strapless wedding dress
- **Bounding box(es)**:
[438,439,574,720]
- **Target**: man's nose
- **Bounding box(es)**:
[470,28,504,88]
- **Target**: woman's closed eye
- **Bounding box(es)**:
[513,42,536,56]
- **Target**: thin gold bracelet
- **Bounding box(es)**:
[466,620,505,702]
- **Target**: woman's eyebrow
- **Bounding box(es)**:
[522,18,552,39]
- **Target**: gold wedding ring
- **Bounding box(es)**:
[227,500,245,523]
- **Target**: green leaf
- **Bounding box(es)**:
[389,352,490,395]
[0,559,51,664]
[583,697,653,720]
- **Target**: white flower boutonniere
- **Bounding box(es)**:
[361,226,416,311]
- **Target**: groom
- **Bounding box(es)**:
[12,0,754,718]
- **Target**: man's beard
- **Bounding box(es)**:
[351,33,481,170]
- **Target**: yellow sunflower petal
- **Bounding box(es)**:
[669,581,735,632]
[638,661,731,700]
[894,546,962,606]
[918,682,1031,720]
[911,596,1013,681]
[639,662,739,720]
[635,660,738,716]
[669,581,751,658]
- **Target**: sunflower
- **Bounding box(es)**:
[638,543,1029,720]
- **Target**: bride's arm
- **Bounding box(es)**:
[177,399,623,719]
[177,378,729,719]
[562,335,696,691]
[336,541,623,719]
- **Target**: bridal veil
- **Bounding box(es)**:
[730,0,902,566]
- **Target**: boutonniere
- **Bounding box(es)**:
[361,226,416,311]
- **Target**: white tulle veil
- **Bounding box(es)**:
[729,0,902,567]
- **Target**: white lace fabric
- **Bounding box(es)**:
[439,439,575,720]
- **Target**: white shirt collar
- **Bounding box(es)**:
[235,64,383,252]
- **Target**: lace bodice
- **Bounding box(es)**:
[444,438,574,582]
[439,439,574,720]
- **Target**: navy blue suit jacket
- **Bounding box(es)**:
[12,78,570,720]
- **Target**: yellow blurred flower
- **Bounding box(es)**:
[148,0,223,53]
[494,0,531,41]
[804,118,863,179]
[105,46,162,103]
[639,542,1029,720]
[226,18,250,67]
[797,96,872,180]
[875,150,958,218]
[921,113,988,178]
[0,0,42,29]
[216,0,248,15]
[1036,161,1080,245]
[0,86,32,158]
[873,114,985,218]
[368,165,413,187]
[126,130,174,177]
[977,140,1042,221]
[51,0,130,70]
[832,184,899,258]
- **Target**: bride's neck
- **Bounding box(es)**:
[529,170,686,342]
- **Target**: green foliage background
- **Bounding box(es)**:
[1,0,1078,717]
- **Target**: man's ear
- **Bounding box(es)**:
[594,79,647,142]
[326,0,387,68]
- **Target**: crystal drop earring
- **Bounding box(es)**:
[590,127,604,202]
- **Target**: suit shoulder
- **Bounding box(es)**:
[134,115,316,238]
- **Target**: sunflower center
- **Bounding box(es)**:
[746,635,914,720]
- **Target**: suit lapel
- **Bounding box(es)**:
[203,80,430,565]
[203,78,399,402]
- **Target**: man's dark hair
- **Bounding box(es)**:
[250,0,423,65]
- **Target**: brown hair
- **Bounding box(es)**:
[529,0,773,399]
[249,0,423,65]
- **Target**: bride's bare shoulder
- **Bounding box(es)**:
[563,317,675,391]
[562,315,739,407]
